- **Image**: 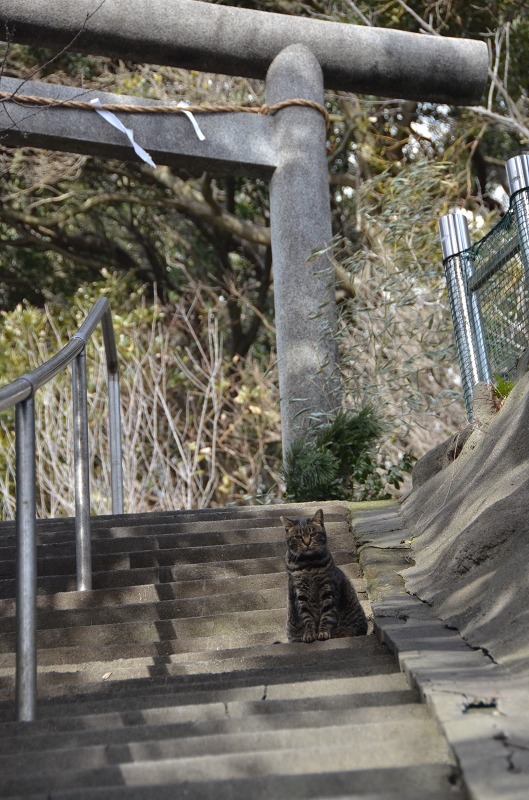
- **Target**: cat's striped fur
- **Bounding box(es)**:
[282,508,368,643]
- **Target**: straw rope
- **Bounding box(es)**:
[0,92,330,129]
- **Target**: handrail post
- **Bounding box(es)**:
[4,297,124,719]
[439,212,491,420]
[107,371,124,515]
[101,307,124,515]
[15,396,37,722]
[506,154,529,284]
[72,347,92,591]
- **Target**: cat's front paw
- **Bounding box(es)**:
[318,631,331,640]
[302,632,316,643]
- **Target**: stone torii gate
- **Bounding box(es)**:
[0,0,487,453]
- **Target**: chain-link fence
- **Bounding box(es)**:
[471,204,529,377]
[439,156,529,419]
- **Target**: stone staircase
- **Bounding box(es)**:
[0,502,461,799]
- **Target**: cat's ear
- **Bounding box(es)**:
[311,509,324,527]
[280,516,297,533]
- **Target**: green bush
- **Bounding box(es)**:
[282,407,415,503]
[493,375,515,400]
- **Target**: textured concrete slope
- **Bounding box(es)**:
[402,371,529,674]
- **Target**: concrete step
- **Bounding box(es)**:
[0,669,415,738]
[0,557,285,598]
[0,631,286,669]
[306,794,456,800]
[0,648,397,706]
[0,501,351,538]
[0,607,293,654]
[0,588,369,652]
[0,538,352,580]
[0,667,411,724]
[0,587,291,634]
[0,519,350,554]
[0,534,353,579]
[0,552,358,599]
[0,627,373,669]
[0,566,364,617]
[0,574,284,617]
[0,715,451,791]
[0,638,390,692]
[0,709,454,796]
[0,687,420,753]
[5,704,431,767]
[71,659,397,705]
[0,768,459,800]
[0,540,300,578]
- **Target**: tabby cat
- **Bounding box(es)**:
[281,508,368,642]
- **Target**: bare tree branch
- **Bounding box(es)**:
[9,1,108,99]
[329,174,356,188]
[328,122,356,166]
[0,185,273,246]
[141,165,272,245]
[2,232,110,273]
[465,105,529,142]
[342,0,371,26]
[395,0,440,35]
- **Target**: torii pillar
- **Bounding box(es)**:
[267,45,339,444]
[0,0,488,453]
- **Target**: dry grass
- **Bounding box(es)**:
[0,285,282,519]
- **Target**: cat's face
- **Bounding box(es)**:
[281,509,327,554]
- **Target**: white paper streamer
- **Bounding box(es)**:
[90,98,156,168]
[177,101,206,141]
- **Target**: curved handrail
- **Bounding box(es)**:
[1,297,124,723]
[0,297,115,408]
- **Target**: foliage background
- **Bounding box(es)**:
[0,0,527,514]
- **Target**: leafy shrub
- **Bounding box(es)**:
[282,407,415,503]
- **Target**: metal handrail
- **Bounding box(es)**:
[0,297,123,722]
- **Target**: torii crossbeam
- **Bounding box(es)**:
[0,0,488,452]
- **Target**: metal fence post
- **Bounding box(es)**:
[15,395,36,722]
[439,212,491,419]
[72,347,92,592]
[506,154,529,284]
